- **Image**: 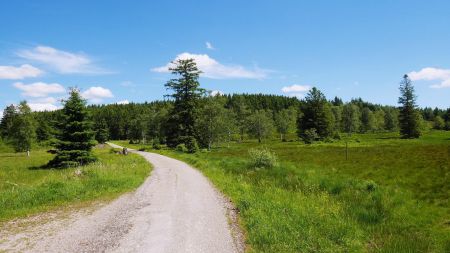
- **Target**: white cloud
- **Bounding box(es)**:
[152,52,268,79]
[13,82,65,97]
[0,64,43,79]
[210,90,224,96]
[17,46,108,74]
[206,42,215,50]
[116,99,129,104]
[82,86,114,103]
[28,103,60,112]
[281,84,311,93]
[408,67,450,89]
[281,84,311,98]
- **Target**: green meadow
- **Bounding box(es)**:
[114,130,450,253]
[0,145,151,221]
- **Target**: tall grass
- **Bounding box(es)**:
[0,146,151,221]
[119,131,449,252]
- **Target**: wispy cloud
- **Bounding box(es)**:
[281,84,311,98]
[17,46,109,74]
[206,41,215,50]
[82,86,114,103]
[152,52,268,79]
[408,67,450,89]
[13,82,65,97]
[0,64,43,79]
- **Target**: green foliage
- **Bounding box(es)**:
[303,128,319,144]
[246,110,274,143]
[185,136,199,153]
[0,104,18,140]
[196,97,236,150]
[341,103,360,135]
[248,147,277,168]
[176,143,188,152]
[360,107,375,133]
[94,118,109,144]
[433,116,445,130]
[153,131,450,252]
[9,101,36,153]
[274,107,297,141]
[36,117,53,143]
[49,89,97,168]
[298,87,333,140]
[0,146,151,221]
[398,75,422,138]
[164,58,205,148]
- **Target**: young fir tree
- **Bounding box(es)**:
[95,118,109,144]
[0,104,18,140]
[298,87,333,141]
[398,75,421,138]
[10,101,36,154]
[49,89,97,168]
[164,58,204,148]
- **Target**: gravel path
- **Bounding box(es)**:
[0,144,244,253]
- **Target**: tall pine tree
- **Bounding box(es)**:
[164,58,204,148]
[398,75,421,138]
[49,89,97,167]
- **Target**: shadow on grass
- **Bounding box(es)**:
[28,164,54,170]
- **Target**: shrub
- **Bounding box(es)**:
[302,128,319,144]
[248,148,277,168]
[185,137,199,153]
[152,142,161,150]
[176,144,187,152]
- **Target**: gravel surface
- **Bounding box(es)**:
[0,144,244,253]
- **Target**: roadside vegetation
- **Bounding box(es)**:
[114,130,449,252]
[0,145,151,221]
[1,59,449,251]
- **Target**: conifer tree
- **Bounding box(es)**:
[49,89,97,168]
[298,87,333,141]
[164,58,204,147]
[95,118,109,144]
[0,104,18,140]
[398,75,421,138]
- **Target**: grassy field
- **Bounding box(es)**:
[0,144,151,221]
[113,130,450,253]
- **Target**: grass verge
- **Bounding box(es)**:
[0,145,151,222]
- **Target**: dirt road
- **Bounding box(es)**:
[0,144,243,253]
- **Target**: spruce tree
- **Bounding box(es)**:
[49,89,97,168]
[95,119,109,144]
[164,58,204,148]
[0,104,18,140]
[398,75,421,138]
[298,87,333,141]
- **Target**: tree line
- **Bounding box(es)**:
[1,59,449,162]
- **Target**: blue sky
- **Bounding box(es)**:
[1,0,449,113]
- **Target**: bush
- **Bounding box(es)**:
[185,137,199,153]
[302,128,319,144]
[176,144,187,152]
[248,148,277,168]
[152,142,161,150]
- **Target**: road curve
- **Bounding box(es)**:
[1,144,243,253]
